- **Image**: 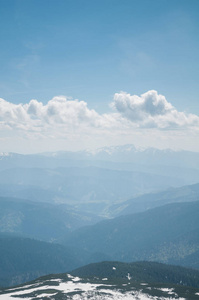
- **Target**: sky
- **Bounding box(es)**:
[0,0,199,153]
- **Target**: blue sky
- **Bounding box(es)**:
[0,0,199,153]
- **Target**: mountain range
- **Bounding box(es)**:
[1,145,199,291]
[1,145,199,216]
[1,145,199,174]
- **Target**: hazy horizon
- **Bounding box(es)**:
[1,142,199,156]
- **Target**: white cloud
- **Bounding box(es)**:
[0,91,199,153]
[2,91,198,133]
[112,90,199,129]
[0,96,122,136]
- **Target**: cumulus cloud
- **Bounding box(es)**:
[25,96,102,127]
[0,91,199,139]
[1,91,199,153]
[0,96,122,136]
[112,90,199,129]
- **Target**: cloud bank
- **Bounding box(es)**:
[1,90,198,132]
[0,90,199,152]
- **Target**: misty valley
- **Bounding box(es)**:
[1,145,199,299]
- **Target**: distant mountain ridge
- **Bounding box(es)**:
[0,166,190,217]
[0,145,199,216]
[110,182,199,217]
[1,144,199,168]
[1,145,199,183]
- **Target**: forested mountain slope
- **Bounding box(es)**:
[0,233,82,287]
[0,197,102,241]
[63,201,199,268]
